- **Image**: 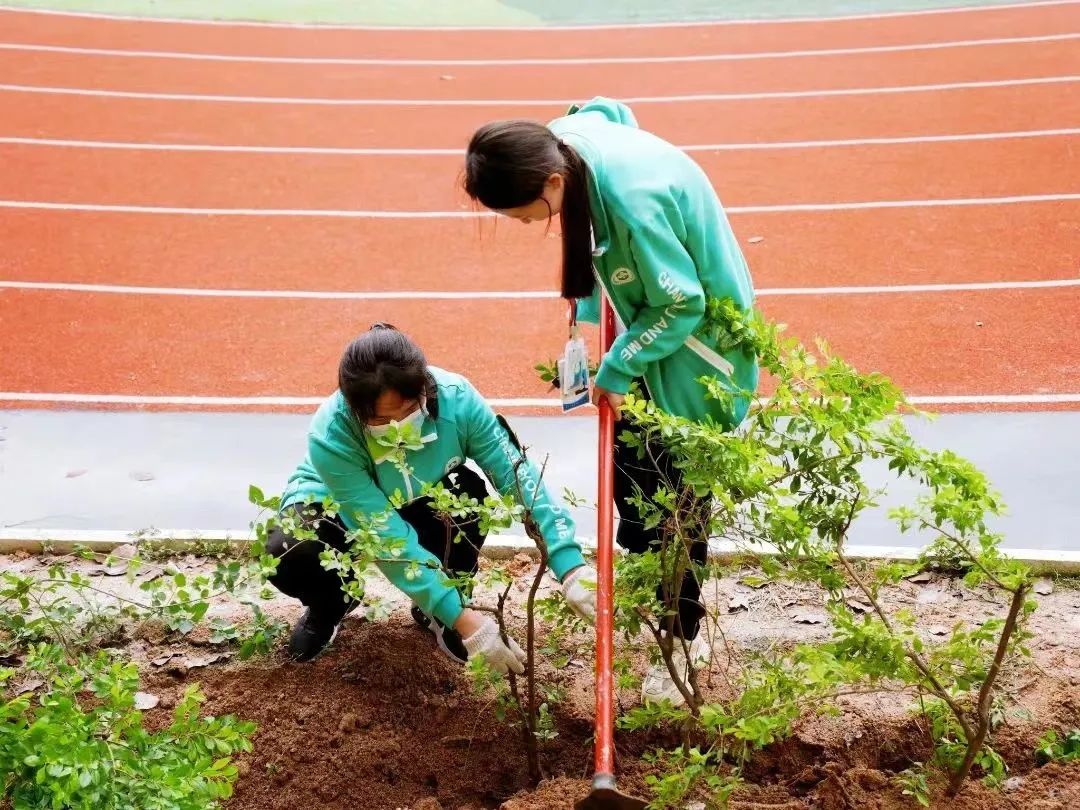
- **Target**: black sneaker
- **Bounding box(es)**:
[410,605,468,665]
[287,607,343,662]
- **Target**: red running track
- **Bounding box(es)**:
[0,205,1077,290]
[0,2,1078,411]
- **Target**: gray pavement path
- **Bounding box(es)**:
[0,410,1077,550]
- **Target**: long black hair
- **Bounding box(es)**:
[338,323,438,424]
[464,120,595,300]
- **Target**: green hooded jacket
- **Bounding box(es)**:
[549,97,759,426]
[281,368,585,628]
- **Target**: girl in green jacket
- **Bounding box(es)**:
[270,324,595,665]
[463,97,759,705]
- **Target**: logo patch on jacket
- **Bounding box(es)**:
[611,267,635,285]
[445,456,462,475]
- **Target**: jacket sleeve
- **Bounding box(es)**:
[308,429,465,627]
[595,197,706,395]
[574,288,602,326]
[459,382,586,580]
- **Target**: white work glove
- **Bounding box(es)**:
[561,564,597,624]
[462,616,527,675]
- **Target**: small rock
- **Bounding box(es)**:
[1033,577,1053,595]
[186,653,229,669]
[790,610,825,625]
[685,803,706,810]
[506,552,534,577]
[152,653,180,667]
[130,471,155,482]
[1003,776,1024,792]
[975,321,984,327]
[293,747,315,763]
[414,798,443,810]
[442,734,488,748]
[439,74,454,81]
[747,236,764,244]
[845,598,873,613]
[728,590,751,612]
[906,571,933,584]
[134,691,160,710]
[929,625,950,636]
[101,544,138,576]
[339,712,360,733]
[65,469,88,478]
[15,677,44,696]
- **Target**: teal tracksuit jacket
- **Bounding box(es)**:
[281,368,585,628]
[549,97,759,427]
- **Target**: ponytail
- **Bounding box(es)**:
[555,140,595,300]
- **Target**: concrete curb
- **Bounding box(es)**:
[2,529,1079,575]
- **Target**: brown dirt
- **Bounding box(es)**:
[138,606,1079,809]
[10,553,1080,808]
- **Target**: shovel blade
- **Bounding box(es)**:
[575,774,648,810]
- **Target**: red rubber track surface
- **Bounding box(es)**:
[2,3,1076,59]
[5,84,1078,150]
[4,38,1078,99]
[1,2,1078,412]
[1,288,1076,398]
[1,206,1076,290]
[4,138,1076,209]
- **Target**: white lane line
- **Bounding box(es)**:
[0,282,555,299]
[1,75,1076,106]
[0,0,1074,30]
[731,194,1080,213]
[0,392,558,407]
[2,32,1076,65]
[2,194,1077,218]
[3,128,1078,155]
[757,278,1080,295]
[1,392,1077,407]
[907,394,1080,404]
[2,278,1077,301]
[0,200,489,217]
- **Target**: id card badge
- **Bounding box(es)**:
[559,332,591,412]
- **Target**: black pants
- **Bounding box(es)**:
[613,402,710,641]
[267,465,491,621]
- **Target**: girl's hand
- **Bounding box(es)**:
[560,564,597,624]
[591,386,625,417]
[460,615,527,675]
[453,607,487,639]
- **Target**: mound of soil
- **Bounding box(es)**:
[39,553,1080,809]
[135,605,1080,809]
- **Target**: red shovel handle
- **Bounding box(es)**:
[594,299,617,776]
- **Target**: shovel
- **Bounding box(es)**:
[576,299,648,810]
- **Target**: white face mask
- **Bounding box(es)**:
[366,399,426,439]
